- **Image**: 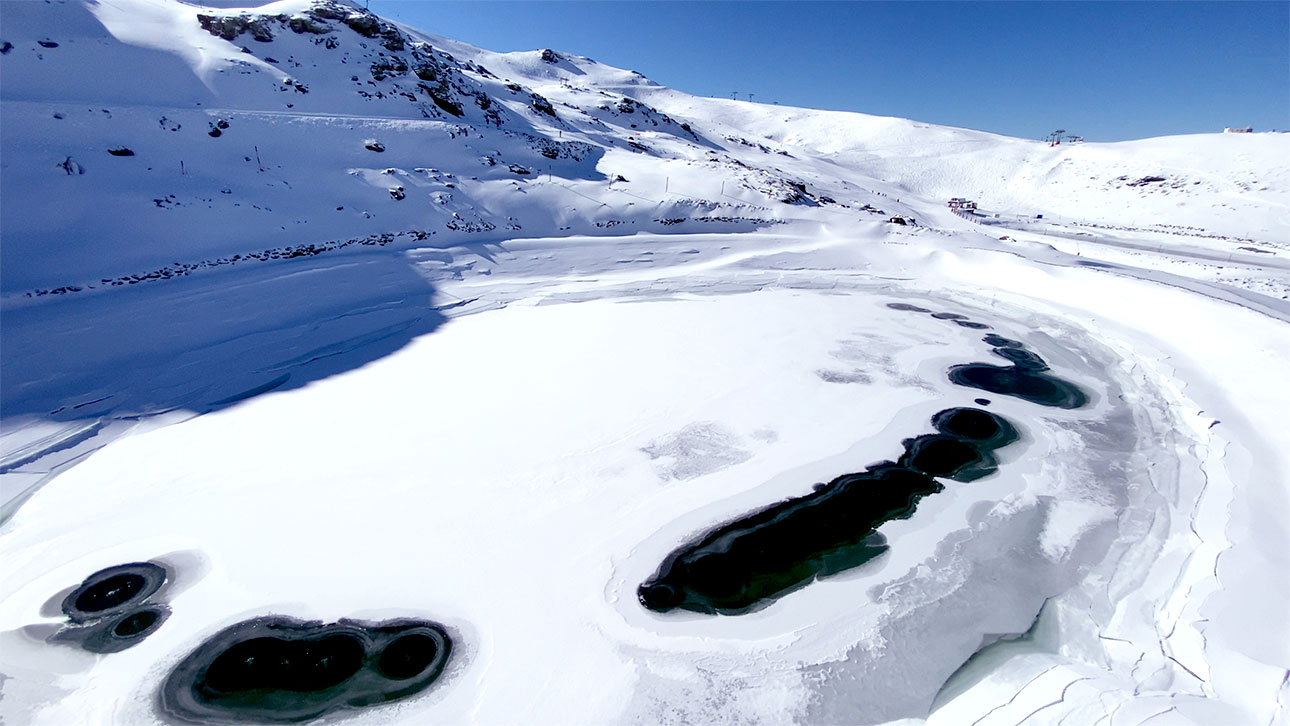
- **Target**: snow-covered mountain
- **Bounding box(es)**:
[2,2,1288,726]
[2,0,1285,293]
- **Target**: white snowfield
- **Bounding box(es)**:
[1,1,1287,725]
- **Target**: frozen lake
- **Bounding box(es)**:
[3,229,1286,724]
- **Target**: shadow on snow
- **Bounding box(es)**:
[0,252,447,520]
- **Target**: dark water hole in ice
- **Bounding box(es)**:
[377,633,442,680]
[112,608,162,637]
[161,616,452,724]
[638,407,1018,615]
[640,304,1092,616]
[50,561,172,653]
[204,634,366,693]
[948,336,1088,409]
[80,605,171,654]
[885,302,990,329]
[882,304,1089,409]
[61,564,167,621]
[982,334,1024,348]
[75,574,145,612]
[63,563,166,621]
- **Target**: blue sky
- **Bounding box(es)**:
[368,1,1289,141]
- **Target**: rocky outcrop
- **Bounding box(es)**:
[196,2,403,51]
[196,13,278,42]
[530,93,557,118]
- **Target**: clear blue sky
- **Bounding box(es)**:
[367,0,1289,141]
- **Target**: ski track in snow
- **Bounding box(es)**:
[1,1,1288,725]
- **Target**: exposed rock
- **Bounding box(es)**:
[530,93,556,118]
[370,56,408,81]
[445,219,496,233]
[520,136,594,161]
[782,181,812,204]
[343,14,382,37]
[287,17,330,34]
[308,4,348,21]
[430,93,464,117]
[333,9,404,51]
[364,140,385,152]
[540,48,560,63]
[107,147,135,156]
[196,14,277,42]
[247,20,274,42]
[417,82,463,117]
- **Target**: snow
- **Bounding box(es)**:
[2,1,1288,725]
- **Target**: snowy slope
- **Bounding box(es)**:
[619,84,1290,239]
[4,0,1285,293]
[2,2,1289,726]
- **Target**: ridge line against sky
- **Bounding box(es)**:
[368,0,1290,142]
